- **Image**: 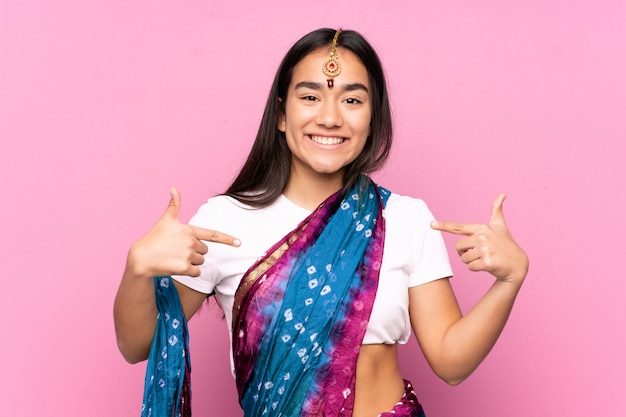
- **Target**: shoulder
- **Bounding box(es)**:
[382,191,441,249]
[384,192,436,223]
[188,195,257,230]
[197,194,255,211]
[189,194,309,233]
[195,194,310,215]
[381,190,453,283]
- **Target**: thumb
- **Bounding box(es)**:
[163,187,181,221]
[489,193,507,226]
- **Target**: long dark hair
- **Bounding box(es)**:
[225,28,392,207]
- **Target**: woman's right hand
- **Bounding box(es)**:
[115,188,241,363]
[126,187,241,279]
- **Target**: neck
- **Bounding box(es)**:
[283,170,344,211]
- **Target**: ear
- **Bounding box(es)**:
[278,114,286,132]
[277,98,286,132]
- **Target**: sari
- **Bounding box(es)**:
[141,276,191,417]
[232,175,390,416]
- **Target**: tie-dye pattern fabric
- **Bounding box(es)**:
[141,276,191,417]
[380,380,426,417]
[232,176,390,417]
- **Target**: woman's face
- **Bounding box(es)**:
[278,47,371,183]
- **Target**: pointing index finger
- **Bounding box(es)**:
[192,226,241,247]
[430,221,479,236]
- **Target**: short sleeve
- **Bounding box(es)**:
[406,198,453,287]
[384,194,453,288]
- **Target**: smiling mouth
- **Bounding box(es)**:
[309,135,346,145]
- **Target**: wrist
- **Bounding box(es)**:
[124,244,155,280]
[498,252,529,285]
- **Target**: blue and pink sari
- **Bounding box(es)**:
[232,175,388,416]
[141,175,425,416]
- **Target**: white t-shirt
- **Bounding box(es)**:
[173,192,452,348]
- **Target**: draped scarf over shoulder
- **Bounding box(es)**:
[233,175,390,417]
[141,277,192,417]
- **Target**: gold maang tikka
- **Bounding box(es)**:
[322,29,342,88]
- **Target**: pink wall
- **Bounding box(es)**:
[1,1,624,416]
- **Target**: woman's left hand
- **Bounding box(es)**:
[431,194,529,284]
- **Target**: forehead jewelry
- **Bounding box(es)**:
[322,29,342,88]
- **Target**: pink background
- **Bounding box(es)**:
[1,1,624,416]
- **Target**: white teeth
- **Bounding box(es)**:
[310,136,344,145]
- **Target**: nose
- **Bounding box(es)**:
[316,100,343,128]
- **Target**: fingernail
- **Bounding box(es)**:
[233,239,241,247]
[430,221,439,228]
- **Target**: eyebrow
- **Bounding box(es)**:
[294,81,369,93]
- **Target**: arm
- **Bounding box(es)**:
[409,194,528,385]
[113,188,240,363]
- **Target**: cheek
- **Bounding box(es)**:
[282,105,308,132]
[353,111,372,137]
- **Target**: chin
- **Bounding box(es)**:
[311,165,346,176]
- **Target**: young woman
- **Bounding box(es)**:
[114,28,528,417]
